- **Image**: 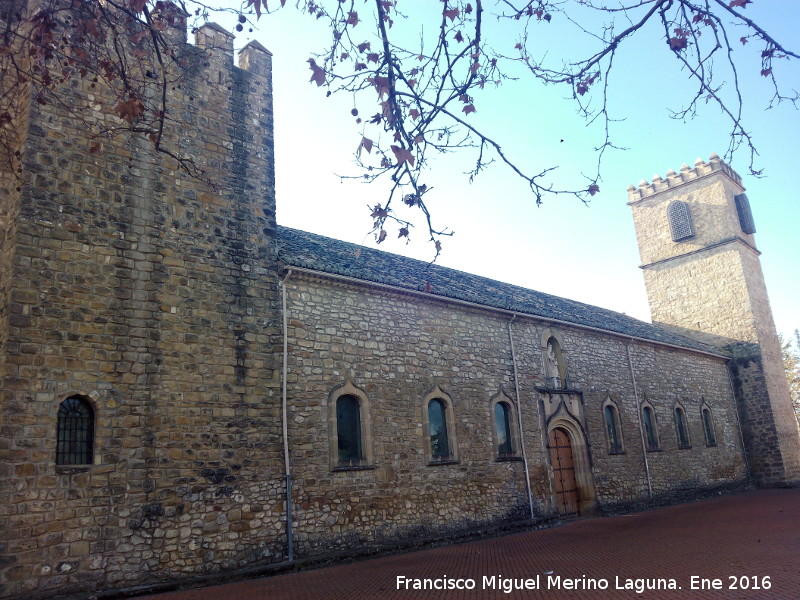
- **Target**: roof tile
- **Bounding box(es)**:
[277,226,718,354]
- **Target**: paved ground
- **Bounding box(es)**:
[139,488,799,600]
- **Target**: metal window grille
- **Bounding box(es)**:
[667,201,695,241]
[56,396,94,465]
[734,194,756,234]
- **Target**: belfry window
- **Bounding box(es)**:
[667,200,695,241]
[336,394,362,463]
[56,396,94,465]
[734,194,756,235]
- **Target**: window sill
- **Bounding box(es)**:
[496,455,523,463]
[55,465,92,474]
[427,458,459,466]
[332,464,376,472]
[608,450,626,456]
[678,445,692,450]
[54,463,114,474]
[646,448,662,453]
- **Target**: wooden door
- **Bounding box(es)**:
[548,427,580,517]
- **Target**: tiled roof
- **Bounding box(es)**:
[277,225,720,355]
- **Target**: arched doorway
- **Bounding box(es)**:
[548,427,580,517]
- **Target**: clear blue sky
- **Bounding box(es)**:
[220,2,799,339]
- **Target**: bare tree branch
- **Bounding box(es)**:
[3,0,798,256]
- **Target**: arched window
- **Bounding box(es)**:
[490,391,519,460]
[667,200,695,241]
[603,401,623,454]
[494,402,513,456]
[428,399,450,459]
[56,396,94,465]
[422,387,458,464]
[702,407,717,447]
[675,406,691,449]
[642,404,659,451]
[327,379,373,470]
[336,395,362,464]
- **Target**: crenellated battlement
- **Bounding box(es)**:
[132,0,274,76]
[192,21,273,78]
[627,153,743,203]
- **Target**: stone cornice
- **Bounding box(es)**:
[639,237,761,270]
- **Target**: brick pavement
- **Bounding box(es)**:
[138,488,799,600]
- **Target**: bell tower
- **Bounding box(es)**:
[627,153,800,486]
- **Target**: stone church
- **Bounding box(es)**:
[1,5,798,599]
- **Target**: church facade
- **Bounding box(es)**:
[1,5,798,599]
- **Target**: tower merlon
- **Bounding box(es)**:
[194,23,273,78]
[627,153,743,203]
[195,22,236,57]
[239,41,273,77]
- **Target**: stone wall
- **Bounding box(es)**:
[282,271,748,553]
[729,348,800,486]
[283,273,534,555]
[641,244,756,348]
[0,1,32,380]
[0,174,20,383]
[729,350,779,484]
[0,12,284,600]
[736,252,800,483]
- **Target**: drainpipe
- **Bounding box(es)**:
[507,315,536,521]
[281,270,294,561]
[627,342,652,498]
